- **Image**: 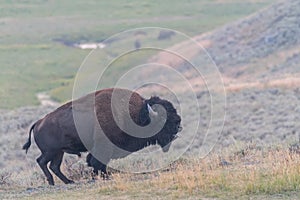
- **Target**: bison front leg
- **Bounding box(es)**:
[49,152,74,184]
[91,126,113,180]
[88,154,109,180]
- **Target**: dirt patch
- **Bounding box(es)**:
[36,92,59,107]
[225,75,300,92]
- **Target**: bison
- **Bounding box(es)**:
[23,88,182,185]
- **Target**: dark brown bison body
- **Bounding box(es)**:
[23,88,182,185]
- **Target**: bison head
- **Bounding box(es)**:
[139,96,182,152]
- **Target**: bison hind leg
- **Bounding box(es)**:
[36,153,55,185]
[49,152,74,184]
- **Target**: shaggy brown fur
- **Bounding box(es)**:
[23,88,182,185]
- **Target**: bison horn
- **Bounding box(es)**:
[172,135,179,141]
[147,104,158,116]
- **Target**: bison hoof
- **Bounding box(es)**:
[66,180,75,184]
[101,174,110,180]
[48,180,55,186]
[87,179,96,184]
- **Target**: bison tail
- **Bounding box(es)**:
[22,123,36,154]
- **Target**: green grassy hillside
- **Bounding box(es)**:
[0,0,272,108]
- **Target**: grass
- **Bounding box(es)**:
[2,144,300,199]
[0,0,273,108]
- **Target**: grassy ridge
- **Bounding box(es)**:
[0,45,86,107]
[0,0,273,108]
[5,145,300,199]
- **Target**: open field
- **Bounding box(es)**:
[1,0,300,199]
[0,0,273,108]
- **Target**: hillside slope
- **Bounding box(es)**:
[150,0,300,87]
[198,0,300,81]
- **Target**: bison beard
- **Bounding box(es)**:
[22,88,182,185]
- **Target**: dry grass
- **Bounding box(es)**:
[48,144,300,199]
[101,146,300,198]
[2,144,300,199]
[225,75,300,92]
